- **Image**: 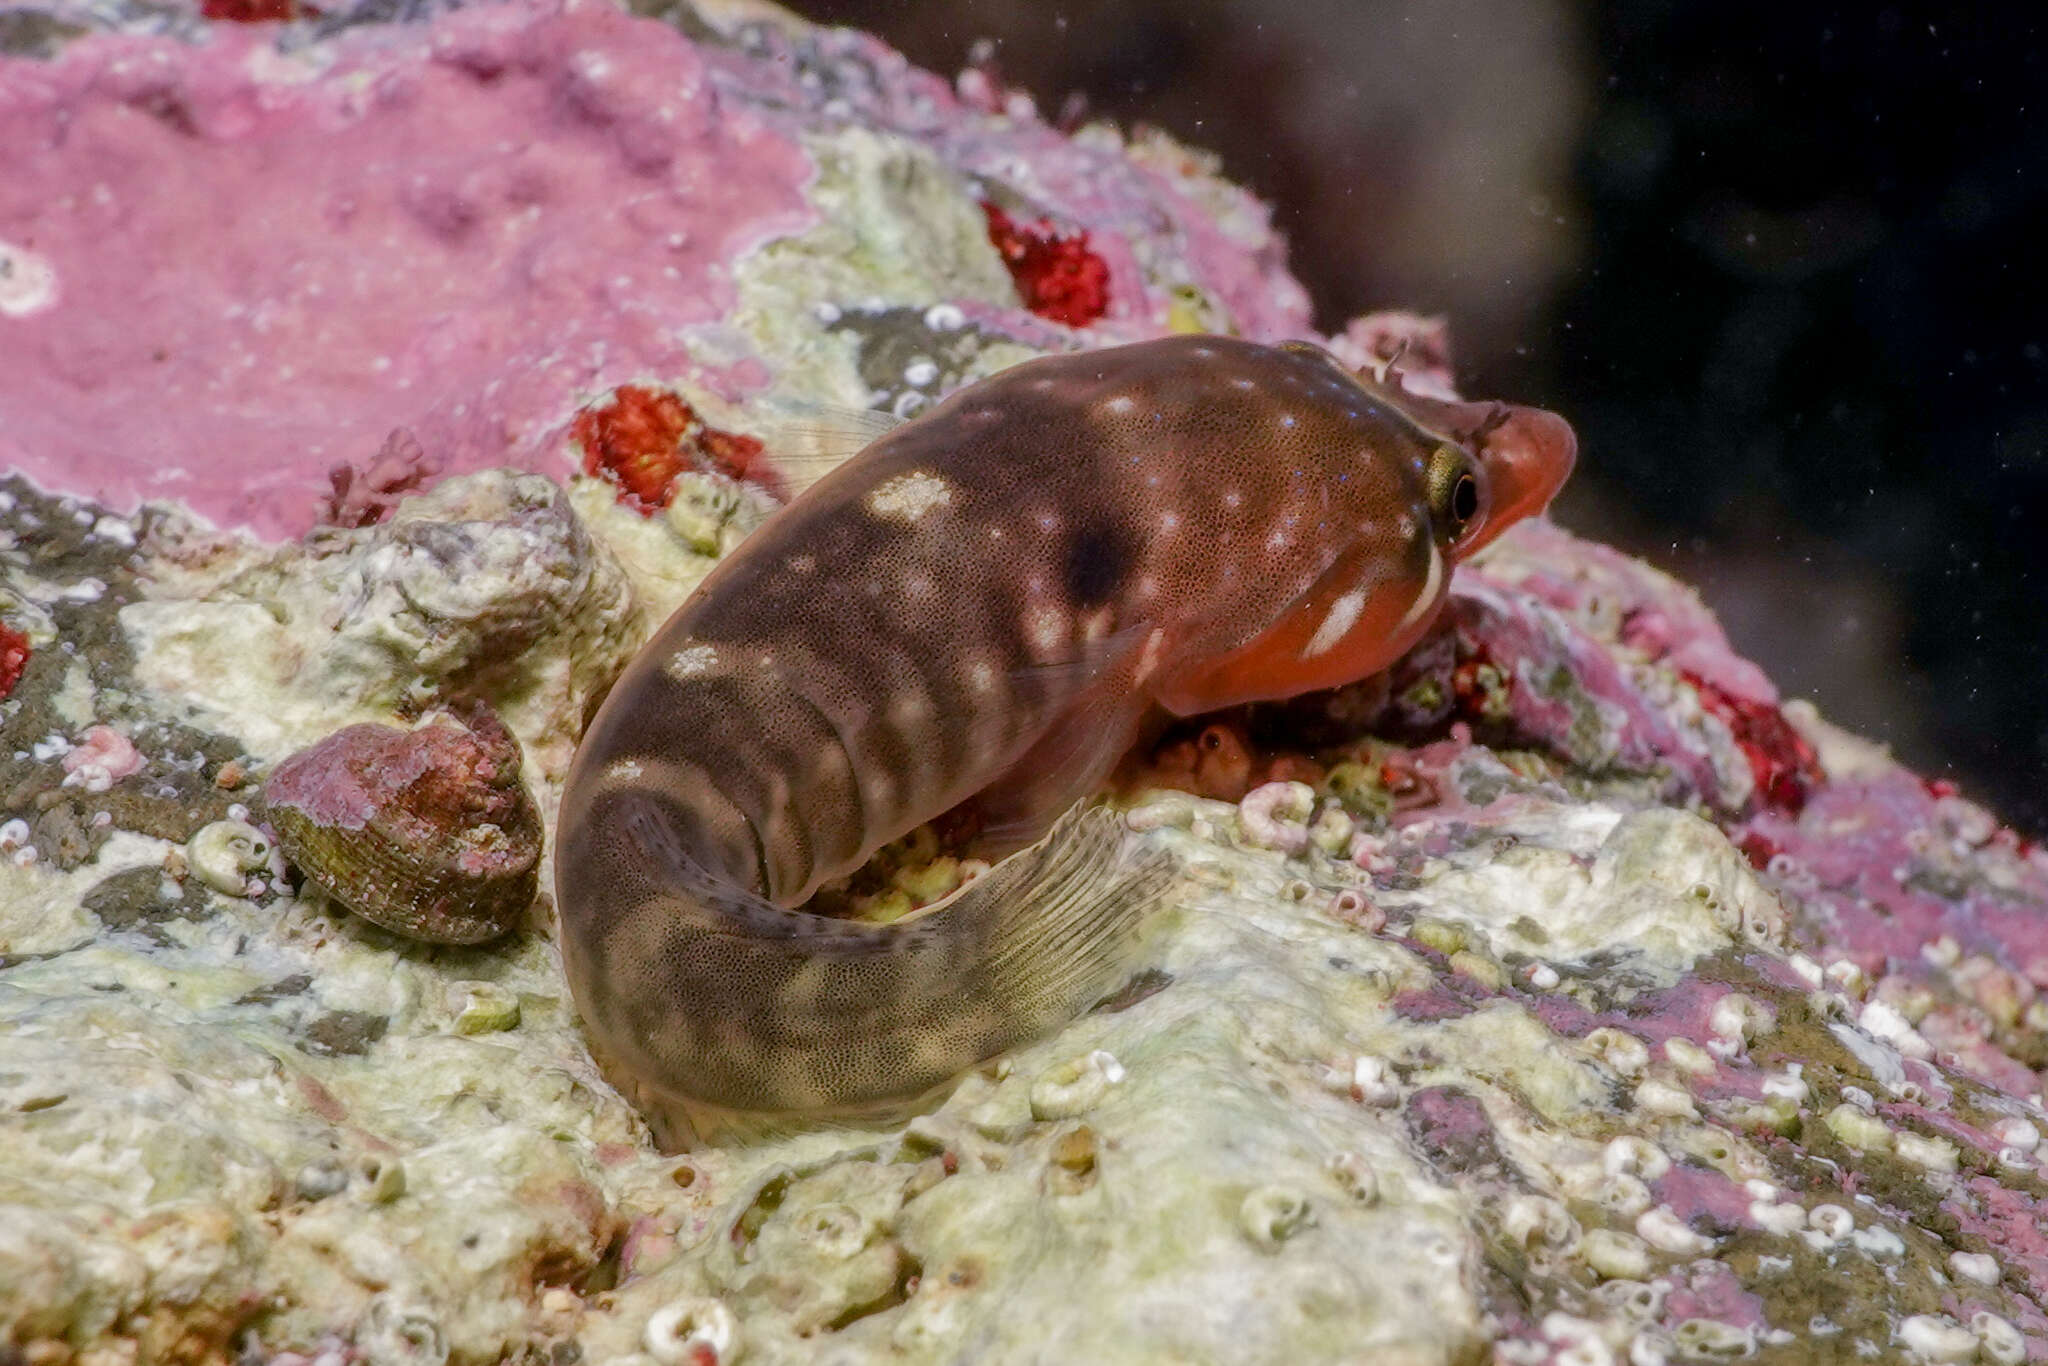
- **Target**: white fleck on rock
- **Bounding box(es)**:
[1351,1055,1400,1107]
[1896,1314,1978,1363]
[1971,1311,2025,1365]
[644,1298,738,1365]
[1989,1116,2039,1151]
[1632,1079,1697,1119]
[1029,1049,1124,1120]
[187,820,274,897]
[1238,781,1316,853]
[1661,1038,1715,1075]
[0,238,59,317]
[1947,1250,1999,1285]
[1759,1067,1809,1104]
[1585,1028,1650,1078]
[1579,1229,1652,1281]
[1602,1136,1672,1182]
[1747,1200,1806,1237]
[1893,1131,1958,1173]
[1806,1204,1855,1244]
[1634,1205,1713,1255]
[1851,1224,1906,1258]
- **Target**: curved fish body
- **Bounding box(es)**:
[554,335,1575,1145]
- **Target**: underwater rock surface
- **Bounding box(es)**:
[1,1,2046,1364]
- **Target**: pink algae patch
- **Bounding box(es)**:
[61,724,144,786]
[0,1,812,541]
[320,428,437,529]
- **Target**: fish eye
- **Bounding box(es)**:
[1451,472,1479,526]
[1426,445,1484,542]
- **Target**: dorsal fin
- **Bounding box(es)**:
[748,400,905,500]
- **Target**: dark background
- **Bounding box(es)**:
[800,0,2048,834]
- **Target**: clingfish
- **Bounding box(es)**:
[554,335,1576,1146]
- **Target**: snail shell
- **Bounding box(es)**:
[263,707,540,944]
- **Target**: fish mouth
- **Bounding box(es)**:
[1466,404,1576,555]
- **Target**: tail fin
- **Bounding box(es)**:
[563,795,1175,1149]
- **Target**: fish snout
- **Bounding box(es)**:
[1467,405,1576,554]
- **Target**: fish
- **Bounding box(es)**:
[552,334,1576,1147]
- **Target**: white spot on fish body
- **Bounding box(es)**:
[606,758,645,781]
[1303,589,1368,659]
[1104,395,1137,414]
[1392,543,1445,637]
[1266,529,1290,552]
[1025,605,1066,653]
[867,470,955,522]
[1223,489,1243,509]
[1134,627,1167,683]
[966,659,999,693]
[667,644,719,678]
[1159,510,1181,532]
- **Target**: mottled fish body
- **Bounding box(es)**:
[554,335,1575,1146]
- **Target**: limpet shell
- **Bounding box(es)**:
[264,706,540,944]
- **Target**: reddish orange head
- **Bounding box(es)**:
[1351,371,1578,560]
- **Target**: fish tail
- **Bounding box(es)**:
[561,792,1172,1149]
